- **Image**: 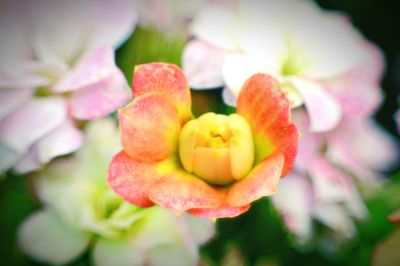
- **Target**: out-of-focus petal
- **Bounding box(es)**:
[29,0,91,65]
[222,54,268,102]
[222,87,237,107]
[184,214,215,245]
[93,238,145,266]
[132,63,192,122]
[54,47,118,93]
[108,151,163,207]
[14,147,41,174]
[237,73,298,176]
[0,89,33,121]
[313,204,355,237]
[0,140,20,172]
[190,5,240,51]
[272,174,313,244]
[35,119,84,164]
[0,97,66,154]
[289,77,342,132]
[18,209,90,265]
[327,118,398,174]
[147,244,198,266]
[148,170,222,215]
[227,153,283,207]
[182,40,225,89]
[70,69,130,120]
[132,207,188,250]
[291,109,324,171]
[119,93,180,162]
[29,0,137,64]
[309,158,368,220]
[88,0,138,49]
[293,12,364,79]
[326,42,384,117]
[0,0,32,66]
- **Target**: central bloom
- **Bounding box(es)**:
[179,112,254,185]
[108,62,299,219]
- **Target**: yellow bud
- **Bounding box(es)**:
[179,112,254,186]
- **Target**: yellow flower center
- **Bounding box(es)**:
[179,112,254,186]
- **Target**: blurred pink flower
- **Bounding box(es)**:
[183,0,384,132]
[273,110,398,247]
[0,0,137,173]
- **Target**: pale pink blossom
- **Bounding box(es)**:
[0,0,137,173]
[273,110,398,246]
[183,0,384,132]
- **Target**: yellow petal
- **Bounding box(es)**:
[178,119,198,172]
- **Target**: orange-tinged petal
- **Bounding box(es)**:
[189,189,251,219]
[188,204,251,219]
[108,151,162,207]
[148,170,222,215]
[119,93,180,162]
[132,63,192,122]
[237,73,298,176]
[227,153,284,207]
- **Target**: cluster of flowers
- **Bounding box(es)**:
[0,1,214,265]
[182,0,398,248]
[0,0,398,264]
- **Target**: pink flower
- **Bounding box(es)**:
[0,0,137,173]
[273,110,398,246]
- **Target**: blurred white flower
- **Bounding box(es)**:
[136,0,205,35]
[183,0,384,132]
[18,119,214,266]
[0,0,137,173]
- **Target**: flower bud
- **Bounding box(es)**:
[179,112,254,185]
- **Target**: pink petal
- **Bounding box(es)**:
[54,47,118,93]
[289,77,342,132]
[0,0,32,65]
[0,97,67,154]
[28,0,92,64]
[326,42,385,117]
[14,147,41,174]
[0,89,33,121]
[327,118,398,174]
[12,119,83,174]
[88,0,137,48]
[69,69,130,120]
[272,174,313,243]
[308,158,367,220]
[182,40,225,89]
[28,0,136,64]
[35,119,84,164]
[291,110,324,171]
[312,203,355,237]
[190,5,240,51]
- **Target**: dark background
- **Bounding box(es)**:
[317,0,400,136]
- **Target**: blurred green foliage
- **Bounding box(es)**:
[116,26,186,85]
